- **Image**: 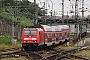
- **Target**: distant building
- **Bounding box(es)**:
[88,15,90,19]
[72,15,80,19]
[64,15,69,19]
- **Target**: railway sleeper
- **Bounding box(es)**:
[70,54,90,60]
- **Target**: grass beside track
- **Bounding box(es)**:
[86,33,90,38]
[1,57,27,60]
[0,44,21,50]
[75,50,90,58]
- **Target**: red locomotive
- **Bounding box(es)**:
[22,25,70,48]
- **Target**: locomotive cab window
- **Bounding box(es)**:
[31,30,36,35]
[24,30,36,35]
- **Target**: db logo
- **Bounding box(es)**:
[29,36,31,37]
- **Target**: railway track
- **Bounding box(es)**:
[25,51,43,60]
[0,46,90,60]
[41,46,90,60]
[0,47,23,52]
[0,47,23,59]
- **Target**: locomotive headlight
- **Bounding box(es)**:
[35,41,36,42]
[24,41,26,42]
[32,38,36,40]
[24,38,29,40]
[24,38,36,40]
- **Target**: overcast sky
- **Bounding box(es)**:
[28,0,90,17]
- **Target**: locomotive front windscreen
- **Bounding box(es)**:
[24,30,36,35]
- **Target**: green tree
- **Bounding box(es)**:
[4,0,15,6]
[0,0,46,26]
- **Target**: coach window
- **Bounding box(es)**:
[45,33,47,38]
[59,33,62,37]
[47,33,52,42]
[65,32,67,35]
[52,33,55,37]
[62,28,64,31]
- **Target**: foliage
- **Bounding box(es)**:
[86,33,90,38]
[0,34,22,45]
[0,0,45,27]
[0,34,12,45]
[0,9,34,27]
[70,32,77,35]
[20,17,34,27]
[75,50,90,58]
[2,57,26,60]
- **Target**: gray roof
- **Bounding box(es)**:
[41,25,69,32]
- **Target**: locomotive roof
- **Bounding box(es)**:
[25,25,42,28]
